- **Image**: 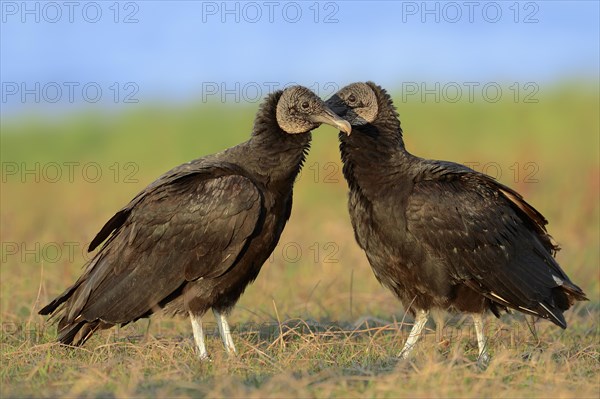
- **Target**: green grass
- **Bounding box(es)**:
[1,85,599,398]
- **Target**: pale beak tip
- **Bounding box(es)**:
[339,120,352,135]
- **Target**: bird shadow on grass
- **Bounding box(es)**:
[232,315,494,375]
[28,302,596,384]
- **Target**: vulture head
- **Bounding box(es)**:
[276,86,351,135]
[326,82,402,140]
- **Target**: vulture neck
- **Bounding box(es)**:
[340,124,415,197]
[245,99,311,189]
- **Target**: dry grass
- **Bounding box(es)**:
[2,309,598,398]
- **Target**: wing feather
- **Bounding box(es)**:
[406,171,583,325]
[49,172,262,325]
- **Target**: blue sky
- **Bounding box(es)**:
[1,1,598,116]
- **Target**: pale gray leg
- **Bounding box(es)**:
[213,309,237,355]
[398,309,429,359]
[189,312,209,360]
[472,313,490,367]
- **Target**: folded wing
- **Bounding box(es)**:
[40,171,262,331]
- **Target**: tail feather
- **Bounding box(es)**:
[483,278,587,329]
[559,281,588,304]
[57,318,107,346]
[40,282,109,346]
[537,282,588,329]
[38,281,82,316]
[538,301,567,329]
[56,320,86,345]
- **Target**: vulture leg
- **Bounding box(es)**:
[213,309,237,355]
[189,312,209,360]
[398,309,429,359]
[472,313,490,368]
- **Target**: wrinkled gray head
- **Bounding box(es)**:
[326,82,380,127]
[276,86,351,134]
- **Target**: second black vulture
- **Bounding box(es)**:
[326,82,587,364]
[39,86,351,359]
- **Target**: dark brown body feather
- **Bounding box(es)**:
[39,91,311,345]
[336,83,587,328]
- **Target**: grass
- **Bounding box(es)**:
[1,85,599,398]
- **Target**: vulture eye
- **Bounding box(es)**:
[347,94,357,104]
[301,101,310,110]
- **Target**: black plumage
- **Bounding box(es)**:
[39,86,351,358]
[327,82,587,363]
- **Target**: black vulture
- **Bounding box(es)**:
[39,86,351,359]
[326,82,587,364]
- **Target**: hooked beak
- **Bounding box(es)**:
[326,98,346,117]
[310,107,352,135]
[324,95,351,135]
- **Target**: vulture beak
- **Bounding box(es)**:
[324,96,352,135]
[311,107,352,135]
